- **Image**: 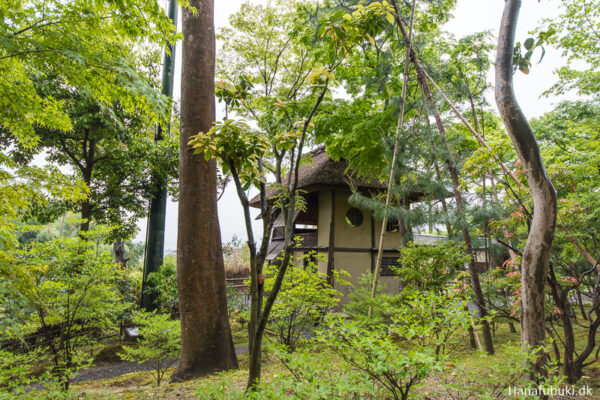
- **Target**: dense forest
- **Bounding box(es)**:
[1,0,599,399]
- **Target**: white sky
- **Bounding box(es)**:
[136,0,573,252]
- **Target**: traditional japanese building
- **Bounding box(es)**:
[250,147,423,295]
[250,147,497,296]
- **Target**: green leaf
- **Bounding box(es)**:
[524,37,535,51]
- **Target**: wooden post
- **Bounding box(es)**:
[326,190,336,285]
[371,214,375,272]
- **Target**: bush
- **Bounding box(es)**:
[195,344,374,400]
[263,343,375,399]
[397,240,469,291]
[317,316,441,400]
[0,235,124,390]
[265,253,348,350]
[0,349,79,399]
[388,288,471,357]
[342,272,398,325]
[145,255,178,316]
[120,311,181,386]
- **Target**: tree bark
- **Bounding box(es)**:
[80,200,92,233]
[172,0,238,381]
[113,240,127,268]
[495,0,557,378]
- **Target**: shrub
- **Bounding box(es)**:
[342,272,398,325]
[318,316,441,400]
[397,240,469,291]
[264,253,348,350]
[263,343,375,399]
[0,349,39,399]
[389,288,472,357]
[145,255,178,316]
[0,235,124,390]
[120,311,181,386]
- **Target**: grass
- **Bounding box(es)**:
[43,319,600,399]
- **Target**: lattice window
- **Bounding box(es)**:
[386,219,400,232]
[381,257,400,276]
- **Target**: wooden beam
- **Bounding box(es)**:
[326,190,336,285]
[371,214,375,272]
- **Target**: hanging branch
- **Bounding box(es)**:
[368,0,417,313]
[421,69,525,190]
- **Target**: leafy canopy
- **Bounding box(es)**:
[0,0,178,145]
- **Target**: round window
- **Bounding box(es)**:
[346,207,363,228]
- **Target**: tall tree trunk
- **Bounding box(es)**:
[142,0,177,312]
[495,0,557,378]
[172,0,238,381]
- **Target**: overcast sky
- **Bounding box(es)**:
[136,0,572,251]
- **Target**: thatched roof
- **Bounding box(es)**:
[249,147,387,208]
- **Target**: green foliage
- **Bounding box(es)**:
[145,255,179,317]
[0,0,178,145]
[388,288,471,356]
[264,253,348,349]
[0,349,40,398]
[0,233,124,389]
[259,343,375,399]
[0,159,88,246]
[397,241,469,291]
[343,273,398,325]
[1,86,180,239]
[512,35,546,75]
[189,119,269,188]
[345,276,471,357]
[479,259,521,321]
[317,1,395,57]
[0,348,82,399]
[538,0,600,96]
[120,311,181,387]
[317,315,441,400]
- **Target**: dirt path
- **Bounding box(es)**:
[73,345,249,383]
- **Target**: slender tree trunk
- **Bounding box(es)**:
[416,73,495,355]
[548,265,579,383]
[495,0,557,378]
[113,240,127,268]
[172,0,238,381]
[80,200,92,233]
[569,263,588,321]
[142,0,177,312]
[391,0,493,354]
[575,288,587,321]
[465,305,478,349]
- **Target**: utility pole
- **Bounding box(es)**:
[141,0,178,311]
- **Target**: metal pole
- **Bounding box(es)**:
[141,0,178,311]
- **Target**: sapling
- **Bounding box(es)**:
[120,311,181,386]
